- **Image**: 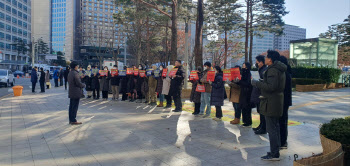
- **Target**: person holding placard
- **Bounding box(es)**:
[99,66,110,100]
[169,60,185,112]
[198,62,212,118]
[156,65,165,107]
[84,65,93,98]
[127,65,137,102]
[233,62,253,127]
[92,66,100,100]
[147,65,158,106]
[228,65,242,125]
[209,66,225,121]
[135,64,145,103]
[120,66,129,101]
[162,65,173,108]
[110,65,120,101]
[190,66,202,115]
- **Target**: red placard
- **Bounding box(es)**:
[162,68,168,77]
[99,70,108,76]
[206,71,215,82]
[139,70,146,77]
[230,67,241,80]
[195,84,205,92]
[111,69,118,76]
[189,71,199,81]
[126,68,133,75]
[223,69,232,81]
[169,68,178,77]
[133,69,139,76]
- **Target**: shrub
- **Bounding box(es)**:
[292,78,326,86]
[320,117,350,145]
[292,67,342,83]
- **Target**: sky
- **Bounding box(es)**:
[283,0,350,38]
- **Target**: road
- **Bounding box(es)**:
[0,78,54,98]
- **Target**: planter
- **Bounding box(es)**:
[296,84,326,92]
[335,83,344,89]
[326,83,336,89]
[293,134,344,166]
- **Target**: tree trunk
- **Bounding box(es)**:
[170,2,178,65]
[224,30,228,68]
[146,16,151,64]
[136,3,142,65]
[249,0,253,64]
[194,0,204,68]
[244,0,250,62]
[165,21,169,65]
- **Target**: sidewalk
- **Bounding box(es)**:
[0,86,331,166]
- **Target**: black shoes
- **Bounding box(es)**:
[254,129,267,135]
[280,143,288,149]
[172,110,182,112]
[164,105,172,108]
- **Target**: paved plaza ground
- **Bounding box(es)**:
[0,83,349,166]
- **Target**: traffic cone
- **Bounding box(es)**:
[17,75,19,79]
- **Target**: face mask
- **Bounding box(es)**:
[204,66,207,70]
[139,67,142,70]
[160,67,163,70]
[77,69,80,72]
[104,68,107,70]
[255,63,259,69]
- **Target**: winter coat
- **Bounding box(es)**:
[141,77,149,96]
[64,69,69,80]
[156,70,164,94]
[110,75,120,86]
[127,75,135,93]
[237,69,253,108]
[169,65,185,97]
[68,69,86,99]
[31,69,38,83]
[229,82,240,103]
[190,71,202,103]
[250,65,267,106]
[120,76,128,93]
[161,77,171,95]
[39,71,45,82]
[199,69,212,93]
[99,72,110,91]
[91,73,100,90]
[83,70,93,91]
[148,75,157,91]
[210,73,225,106]
[45,72,50,83]
[53,70,59,79]
[255,61,287,117]
[59,70,64,79]
[284,69,292,107]
[136,76,144,92]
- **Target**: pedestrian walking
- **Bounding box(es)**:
[99,66,110,100]
[148,65,158,106]
[110,65,120,101]
[67,61,86,125]
[39,68,45,93]
[252,50,287,161]
[210,66,225,121]
[45,70,51,89]
[162,65,173,108]
[31,66,38,93]
[64,66,70,90]
[156,65,165,107]
[169,60,185,112]
[190,66,202,115]
[53,68,59,87]
[199,62,212,117]
[228,65,241,124]
[252,55,268,134]
[59,68,64,86]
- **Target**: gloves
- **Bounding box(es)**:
[251,79,258,87]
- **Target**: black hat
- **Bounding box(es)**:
[204,62,211,67]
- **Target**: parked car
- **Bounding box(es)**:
[0,69,15,87]
[13,70,24,77]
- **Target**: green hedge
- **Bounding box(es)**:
[320,117,350,145]
[292,67,342,83]
[292,78,326,86]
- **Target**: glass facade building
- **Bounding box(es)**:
[51,0,66,53]
[0,0,32,70]
[290,38,339,68]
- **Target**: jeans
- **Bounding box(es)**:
[215,106,223,118]
[54,79,58,87]
[193,103,200,114]
[173,94,182,111]
[69,99,80,123]
[280,105,289,146]
[111,86,119,99]
[199,92,211,115]
[265,116,281,157]
[40,81,45,92]
[233,103,241,119]
[159,94,164,102]
[242,106,252,125]
[32,82,36,92]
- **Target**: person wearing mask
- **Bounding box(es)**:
[228,65,242,124]
[135,64,144,103]
[64,66,70,90]
[110,65,121,101]
[31,66,38,93]
[142,67,149,104]
[169,60,185,112]
[120,66,129,101]
[67,61,86,125]
[162,65,174,108]
[279,56,292,149]
[39,68,46,93]
[234,62,253,127]
[84,65,93,98]
[251,50,286,161]
[99,66,110,100]
[59,68,64,86]
[190,66,202,115]
[53,68,59,87]
[45,70,51,89]
[148,65,158,106]
[252,55,268,134]
[210,66,225,121]
[198,62,212,118]
[92,66,100,100]
[127,65,136,102]
[156,65,165,107]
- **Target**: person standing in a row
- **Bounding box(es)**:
[110,65,120,101]
[199,62,212,117]
[120,66,129,101]
[59,68,64,86]
[39,68,45,93]
[156,65,165,107]
[92,66,100,100]
[31,66,38,93]
[210,66,225,121]
[45,70,51,89]
[84,65,93,98]
[169,60,185,112]
[53,68,59,87]
[228,65,241,124]
[190,66,202,115]
[148,65,158,106]
[64,66,70,90]
[162,65,173,108]
[100,66,110,100]
[136,64,144,103]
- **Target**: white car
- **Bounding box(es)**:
[0,69,15,87]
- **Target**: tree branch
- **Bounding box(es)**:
[138,0,171,18]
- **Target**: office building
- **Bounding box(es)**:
[31,0,51,52]
[0,0,32,70]
[274,24,306,51]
